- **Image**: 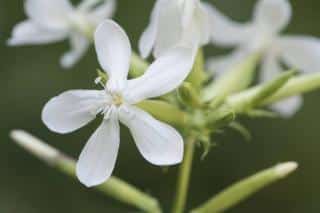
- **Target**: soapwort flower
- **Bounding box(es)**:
[8,0,116,68]
[205,0,320,116]
[139,0,210,59]
[42,20,194,187]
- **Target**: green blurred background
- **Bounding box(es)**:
[1,0,320,212]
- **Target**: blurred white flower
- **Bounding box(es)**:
[8,0,116,68]
[42,20,194,187]
[205,0,320,117]
[139,0,210,59]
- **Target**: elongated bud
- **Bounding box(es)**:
[227,70,295,113]
[136,100,188,127]
[262,73,320,105]
[203,53,260,102]
[178,82,202,108]
[191,162,298,213]
[10,130,162,213]
[10,130,60,165]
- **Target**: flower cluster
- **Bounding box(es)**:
[8,0,320,192]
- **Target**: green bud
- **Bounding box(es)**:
[203,53,261,102]
[186,49,206,90]
[191,162,298,213]
[178,82,202,108]
[246,109,278,118]
[262,72,320,105]
[129,53,149,78]
[226,70,295,113]
[136,100,187,128]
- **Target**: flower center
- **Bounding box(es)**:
[111,93,123,107]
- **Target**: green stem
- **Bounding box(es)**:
[172,136,196,213]
[10,130,162,213]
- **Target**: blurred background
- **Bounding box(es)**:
[1,0,320,212]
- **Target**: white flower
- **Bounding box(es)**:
[139,0,210,59]
[42,20,194,187]
[205,0,320,117]
[8,0,116,68]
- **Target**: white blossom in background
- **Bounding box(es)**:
[205,0,320,117]
[42,20,194,187]
[139,0,210,59]
[8,0,116,68]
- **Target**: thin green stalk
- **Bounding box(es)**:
[10,130,161,213]
[172,136,196,213]
[191,162,298,213]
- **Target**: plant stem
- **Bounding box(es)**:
[172,136,196,213]
[10,130,162,213]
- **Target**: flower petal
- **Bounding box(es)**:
[277,36,320,73]
[94,20,131,88]
[76,117,120,187]
[138,0,167,58]
[181,0,197,28]
[153,0,183,57]
[25,0,73,30]
[60,33,90,68]
[182,3,210,47]
[125,46,194,103]
[119,105,183,166]
[260,51,282,82]
[203,2,254,47]
[270,96,303,117]
[42,90,105,134]
[253,0,291,33]
[206,48,251,75]
[8,21,67,46]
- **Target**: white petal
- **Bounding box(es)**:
[42,90,105,134]
[203,2,254,47]
[153,0,183,58]
[94,20,131,88]
[60,33,90,68]
[181,0,197,28]
[8,21,67,46]
[206,48,251,76]
[270,96,303,117]
[119,105,183,166]
[88,0,116,25]
[125,46,194,103]
[253,0,291,33]
[260,51,282,82]
[25,0,73,30]
[138,0,166,58]
[76,117,120,187]
[181,3,210,47]
[277,36,320,73]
